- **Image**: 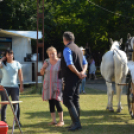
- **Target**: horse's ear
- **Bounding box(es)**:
[109,38,113,44]
[119,38,123,45]
[127,33,131,39]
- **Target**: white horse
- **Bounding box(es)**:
[101,38,128,112]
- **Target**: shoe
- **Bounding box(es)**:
[68,123,82,131]
[55,121,64,127]
[68,107,82,131]
[65,123,74,128]
[48,122,57,126]
[66,107,80,129]
[65,107,81,129]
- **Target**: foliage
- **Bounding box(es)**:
[0,0,134,56]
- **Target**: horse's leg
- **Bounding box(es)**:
[115,66,127,112]
[114,68,123,112]
[106,82,114,112]
[114,52,124,112]
[100,51,114,112]
[115,76,128,113]
[115,84,122,112]
[116,75,127,113]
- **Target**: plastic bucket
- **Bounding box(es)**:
[0,121,8,134]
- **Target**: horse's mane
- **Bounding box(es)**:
[110,41,120,50]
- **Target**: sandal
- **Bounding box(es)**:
[55,121,64,127]
[48,122,57,126]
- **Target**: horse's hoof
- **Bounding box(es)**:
[116,108,122,113]
[131,113,134,119]
[109,109,114,112]
[106,107,114,112]
[116,107,123,113]
[106,107,109,110]
[130,111,132,115]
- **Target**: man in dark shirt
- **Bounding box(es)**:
[61,31,87,131]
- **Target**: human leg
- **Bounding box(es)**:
[79,84,82,93]
[92,71,97,79]
[67,80,82,131]
[63,78,81,131]
[68,106,82,131]
[17,104,20,123]
[54,100,64,127]
[63,77,77,128]
[0,88,10,122]
[48,99,56,125]
[73,81,81,117]
[10,87,19,122]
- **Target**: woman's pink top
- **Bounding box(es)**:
[42,59,62,101]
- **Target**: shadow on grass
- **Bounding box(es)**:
[20,119,134,134]
[12,123,133,134]
[20,108,133,133]
[20,124,134,134]
[24,109,129,123]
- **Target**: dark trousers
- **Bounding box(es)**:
[63,76,81,109]
[0,87,19,122]
[49,99,63,113]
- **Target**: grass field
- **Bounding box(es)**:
[2,86,134,134]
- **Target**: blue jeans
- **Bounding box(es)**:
[80,78,86,93]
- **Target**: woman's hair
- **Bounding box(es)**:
[3,49,15,66]
[46,46,57,54]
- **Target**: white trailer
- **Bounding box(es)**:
[0,29,43,84]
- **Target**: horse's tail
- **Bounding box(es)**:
[113,49,128,81]
[120,59,127,80]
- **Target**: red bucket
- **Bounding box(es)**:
[0,121,8,134]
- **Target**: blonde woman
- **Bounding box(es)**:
[40,46,64,127]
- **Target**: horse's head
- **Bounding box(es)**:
[125,33,134,60]
[110,38,123,50]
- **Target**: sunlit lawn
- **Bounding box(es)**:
[2,85,134,134]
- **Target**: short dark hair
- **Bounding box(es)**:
[63,31,75,42]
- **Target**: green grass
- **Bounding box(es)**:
[2,87,134,134]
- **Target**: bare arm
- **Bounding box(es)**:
[68,65,86,79]
[68,65,80,76]
[18,69,24,92]
[81,64,88,74]
[0,57,6,68]
[40,62,48,75]
[40,68,45,75]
